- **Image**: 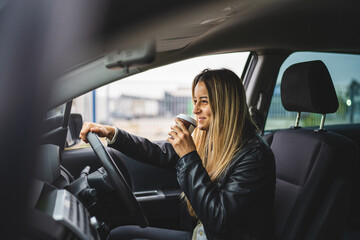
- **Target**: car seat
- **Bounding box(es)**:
[264,60,358,240]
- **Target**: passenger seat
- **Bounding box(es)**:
[264,60,358,240]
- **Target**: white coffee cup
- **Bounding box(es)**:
[176,114,197,134]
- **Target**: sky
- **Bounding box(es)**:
[96,52,250,99]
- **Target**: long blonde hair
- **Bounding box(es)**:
[185,68,259,217]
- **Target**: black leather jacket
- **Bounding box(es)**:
[109,129,275,240]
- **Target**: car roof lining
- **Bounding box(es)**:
[104,0,360,56]
[65,0,360,68]
[50,0,360,109]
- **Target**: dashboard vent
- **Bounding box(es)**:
[52,189,99,240]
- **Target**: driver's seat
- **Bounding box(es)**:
[265,60,358,240]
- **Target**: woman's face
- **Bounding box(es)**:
[193,81,212,130]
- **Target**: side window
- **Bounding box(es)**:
[46,104,66,119]
[265,52,360,131]
[44,103,67,133]
[72,52,249,142]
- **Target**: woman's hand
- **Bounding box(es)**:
[79,122,115,143]
[167,119,196,158]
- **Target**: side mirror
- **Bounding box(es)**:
[66,113,83,147]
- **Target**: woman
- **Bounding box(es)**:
[80,68,275,240]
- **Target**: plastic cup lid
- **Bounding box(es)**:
[176,114,197,126]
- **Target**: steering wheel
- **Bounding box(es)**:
[86,131,149,228]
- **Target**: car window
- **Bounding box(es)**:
[46,103,66,119]
[71,52,249,142]
[44,103,67,134]
[265,52,360,131]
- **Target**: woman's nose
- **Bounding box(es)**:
[193,104,201,114]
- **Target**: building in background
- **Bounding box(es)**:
[111,95,159,119]
[160,88,193,117]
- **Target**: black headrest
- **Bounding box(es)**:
[281,60,338,114]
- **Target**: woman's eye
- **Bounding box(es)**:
[202,100,208,104]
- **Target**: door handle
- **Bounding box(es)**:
[134,190,165,202]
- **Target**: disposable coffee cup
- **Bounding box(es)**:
[176,114,197,134]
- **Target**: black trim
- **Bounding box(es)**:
[62,101,73,128]
[242,52,258,89]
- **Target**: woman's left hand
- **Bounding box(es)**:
[167,118,196,158]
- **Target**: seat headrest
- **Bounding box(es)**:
[281,60,338,114]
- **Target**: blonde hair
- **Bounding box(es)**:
[184,68,259,217]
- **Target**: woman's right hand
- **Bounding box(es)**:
[79,122,115,143]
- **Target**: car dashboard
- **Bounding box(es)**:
[32,181,100,240]
[28,144,103,240]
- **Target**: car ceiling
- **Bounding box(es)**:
[49,0,360,108]
[104,0,360,59]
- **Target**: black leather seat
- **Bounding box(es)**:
[265,60,358,240]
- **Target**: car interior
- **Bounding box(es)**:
[1,0,360,239]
